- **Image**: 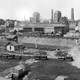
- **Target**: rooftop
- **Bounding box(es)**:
[15,23,68,28]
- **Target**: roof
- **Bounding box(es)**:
[6,35,17,39]
[7,42,25,48]
[7,42,18,46]
[16,23,68,28]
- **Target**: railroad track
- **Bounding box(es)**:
[6,52,34,57]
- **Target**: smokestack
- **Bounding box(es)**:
[51,9,53,23]
[71,8,74,21]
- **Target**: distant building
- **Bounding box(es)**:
[30,17,36,23]
[6,20,15,28]
[69,20,77,30]
[30,12,40,23]
[71,8,74,21]
[69,8,76,30]
[42,19,49,24]
[59,17,69,25]
[54,11,61,23]
[50,9,54,23]
[33,12,40,22]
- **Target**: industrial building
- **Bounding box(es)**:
[21,23,69,34]
[54,11,61,23]
[30,12,40,24]
[13,9,70,35]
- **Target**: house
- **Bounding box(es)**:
[6,42,25,52]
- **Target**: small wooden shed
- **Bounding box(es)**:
[6,42,25,52]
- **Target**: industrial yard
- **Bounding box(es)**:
[0,50,80,80]
[0,1,80,79]
[0,37,79,80]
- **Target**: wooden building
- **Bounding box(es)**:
[6,42,25,52]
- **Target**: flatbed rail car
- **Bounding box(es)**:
[0,52,34,59]
[55,49,74,61]
[33,51,48,60]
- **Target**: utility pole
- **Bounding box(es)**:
[35,38,38,49]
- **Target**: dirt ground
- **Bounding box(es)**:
[28,59,80,80]
[0,56,80,80]
[0,39,79,80]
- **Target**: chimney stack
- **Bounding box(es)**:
[71,8,74,21]
[51,9,53,23]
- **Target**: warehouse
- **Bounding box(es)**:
[44,27,54,33]
[54,24,69,34]
[19,23,69,34]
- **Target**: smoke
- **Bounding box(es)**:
[69,46,80,68]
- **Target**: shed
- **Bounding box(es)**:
[6,42,25,52]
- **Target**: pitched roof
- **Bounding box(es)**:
[6,35,17,39]
[7,42,25,49]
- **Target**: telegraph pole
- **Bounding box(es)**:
[35,38,38,49]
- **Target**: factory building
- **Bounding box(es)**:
[22,23,69,34]
[54,24,69,34]
[14,10,69,35]
[30,12,40,24]
[54,11,61,23]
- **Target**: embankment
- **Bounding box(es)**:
[19,37,76,49]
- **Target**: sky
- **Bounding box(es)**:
[0,0,80,20]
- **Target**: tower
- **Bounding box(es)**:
[71,8,74,21]
[51,9,53,23]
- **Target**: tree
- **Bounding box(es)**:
[6,19,15,28]
[0,19,5,25]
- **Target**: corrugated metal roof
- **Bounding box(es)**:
[16,23,67,28]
